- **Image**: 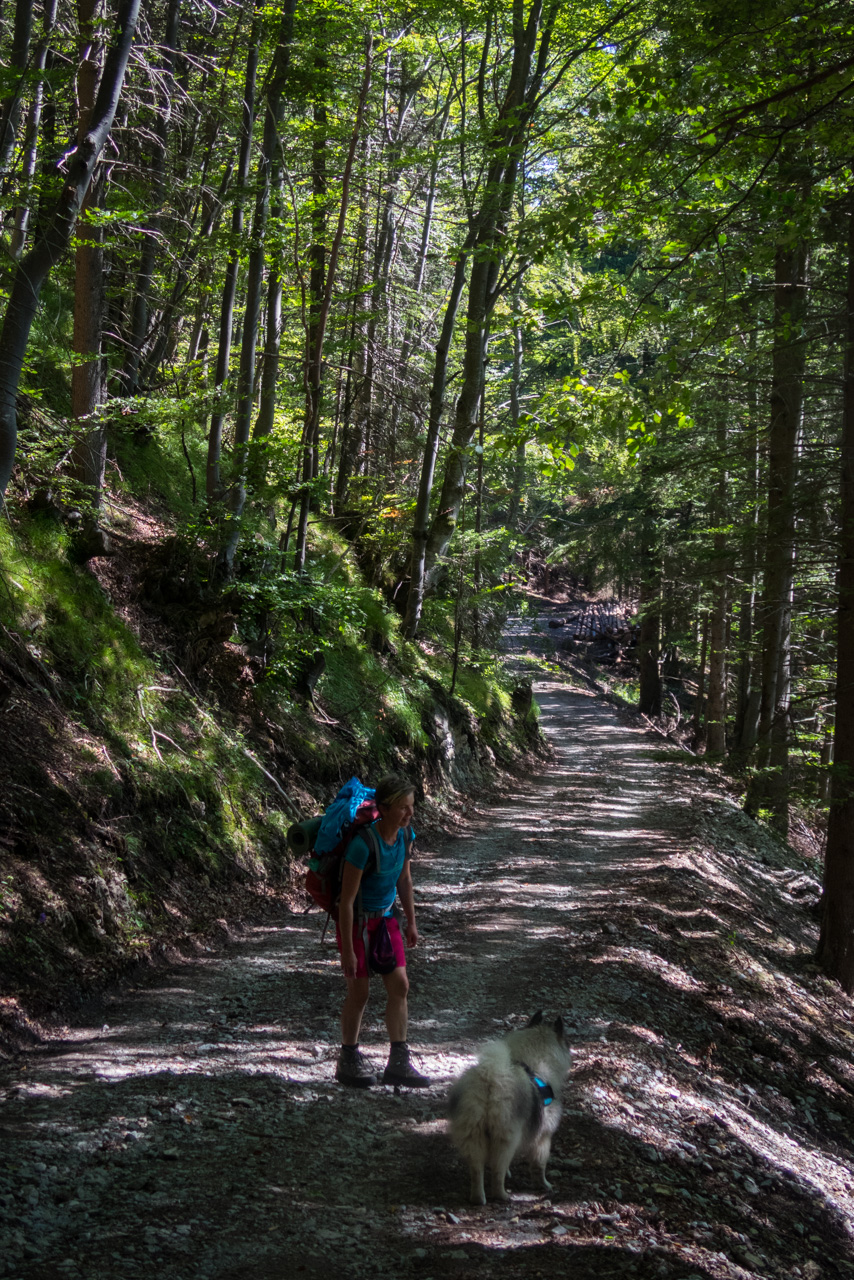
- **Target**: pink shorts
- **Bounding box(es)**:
[335,914,406,979]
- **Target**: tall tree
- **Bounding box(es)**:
[205,8,259,505]
[419,0,556,593]
[220,0,296,568]
[121,0,181,396]
[745,239,810,831]
[704,414,729,756]
[817,200,854,992]
[0,0,142,499]
[293,32,374,574]
[8,0,58,260]
[404,0,557,633]
[0,0,34,179]
[69,0,114,555]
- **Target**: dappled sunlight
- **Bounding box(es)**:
[3,677,851,1279]
[592,945,709,993]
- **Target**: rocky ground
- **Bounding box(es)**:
[1,612,852,1280]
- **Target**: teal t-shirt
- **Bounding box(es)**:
[345,822,414,913]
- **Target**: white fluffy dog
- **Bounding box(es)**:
[447,1012,571,1204]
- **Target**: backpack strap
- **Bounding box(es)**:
[361,825,383,878]
[349,825,382,926]
[363,824,413,874]
[353,825,412,925]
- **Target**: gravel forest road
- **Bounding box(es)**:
[2,638,853,1280]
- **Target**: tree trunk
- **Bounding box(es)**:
[248,173,285,475]
[293,36,373,574]
[745,240,809,828]
[9,0,58,260]
[386,93,450,452]
[419,0,554,590]
[818,707,834,805]
[404,3,559,633]
[817,201,854,992]
[705,417,729,756]
[507,276,525,529]
[472,385,485,650]
[422,264,492,581]
[334,136,371,508]
[141,116,234,382]
[0,0,141,499]
[401,252,470,637]
[704,570,729,755]
[70,173,107,509]
[350,54,421,488]
[637,508,662,717]
[69,0,107,539]
[766,572,794,833]
[731,367,762,760]
[292,43,329,574]
[219,0,296,568]
[692,608,709,745]
[205,12,259,504]
[121,0,181,396]
[0,0,34,179]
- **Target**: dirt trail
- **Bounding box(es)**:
[2,663,853,1280]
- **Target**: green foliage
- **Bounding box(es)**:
[0,0,849,863]
[233,565,386,686]
[111,397,209,522]
[0,515,148,715]
[0,510,285,880]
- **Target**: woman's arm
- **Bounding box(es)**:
[397,858,418,948]
[338,860,364,977]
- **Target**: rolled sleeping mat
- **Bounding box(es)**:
[287,815,323,856]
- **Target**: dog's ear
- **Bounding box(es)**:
[527,1011,543,1026]
[553,1016,565,1040]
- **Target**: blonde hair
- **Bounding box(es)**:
[374,773,415,809]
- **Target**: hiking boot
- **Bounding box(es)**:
[383,1041,431,1088]
[336,1046,377,1088]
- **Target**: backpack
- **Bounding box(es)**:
[287,777,411,934]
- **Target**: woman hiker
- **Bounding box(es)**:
[335,773,431,1088]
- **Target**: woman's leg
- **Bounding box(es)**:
[380,967,430,1087]
[381,966,409,1042]
[337,975,375,1087]
[341,976,371,1044]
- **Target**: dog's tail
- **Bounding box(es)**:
[448,1043,525,1168]
[448,1070,490,1170]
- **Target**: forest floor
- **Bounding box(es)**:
[1,606,852,1280]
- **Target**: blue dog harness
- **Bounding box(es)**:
[516,1061,555,1105]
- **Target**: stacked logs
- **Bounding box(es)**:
[548,602,637,666]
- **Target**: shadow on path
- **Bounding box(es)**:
[1,679,852,1280]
